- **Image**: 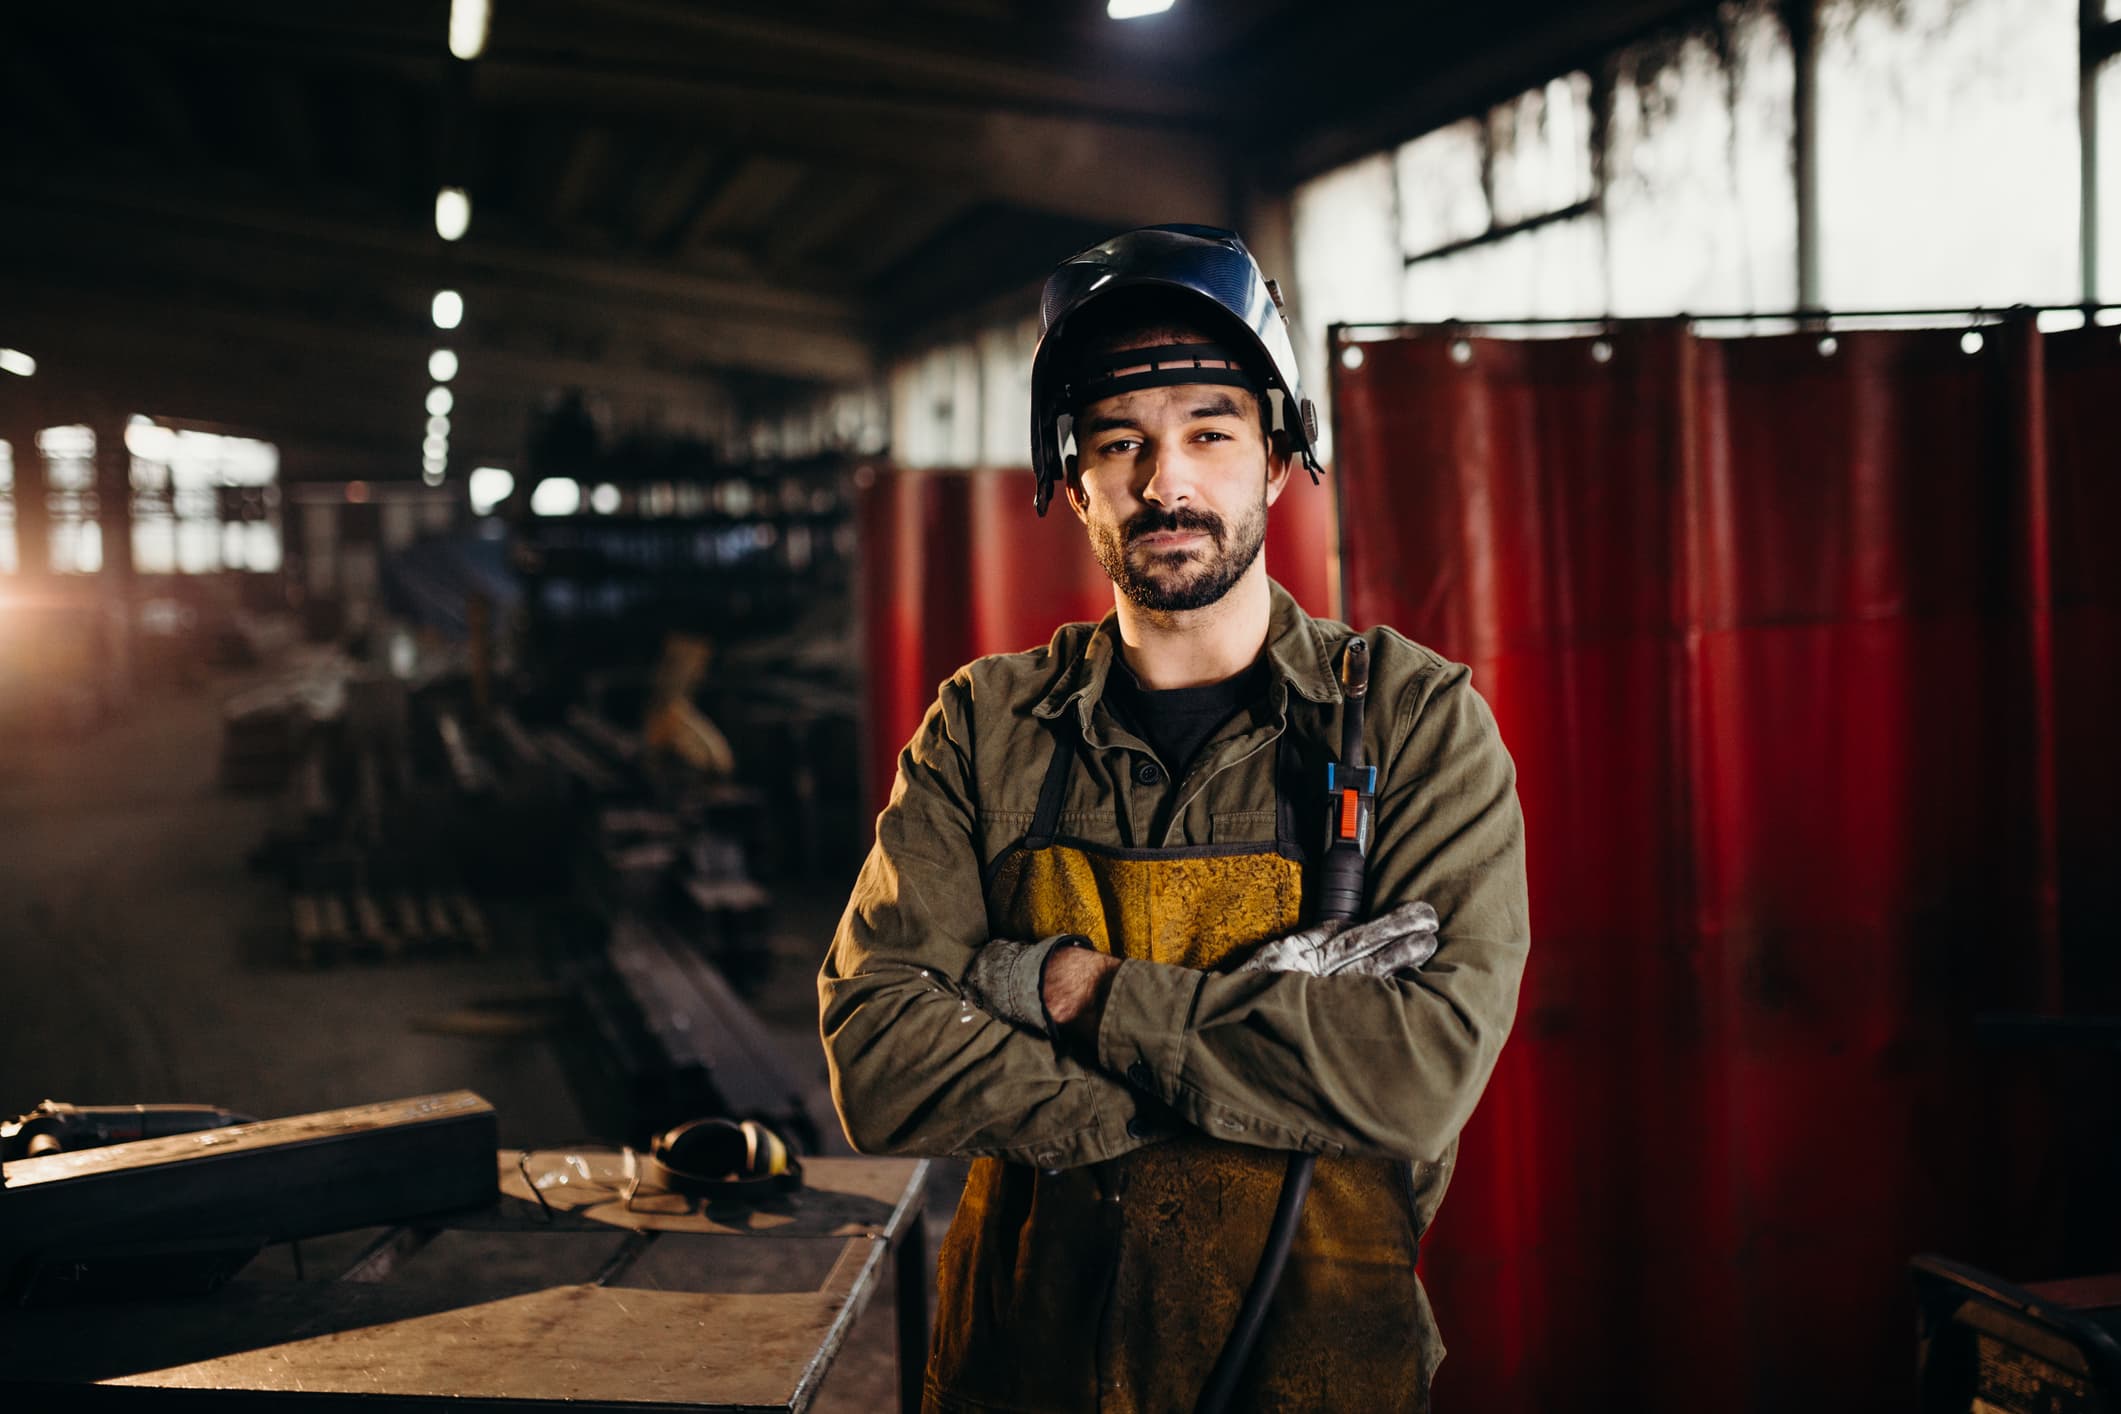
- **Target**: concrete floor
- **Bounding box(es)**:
[0,658,964,1411]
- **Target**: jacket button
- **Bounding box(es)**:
[1134,761,1162,785]
[1126,1114,1155,1140]
[1126,1061,1154,1090]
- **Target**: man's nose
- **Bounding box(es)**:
[1139,442,1196,506]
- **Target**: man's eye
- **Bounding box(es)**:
[1101,439,1140,455]
[1195,430,1230,443]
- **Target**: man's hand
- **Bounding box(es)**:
[1235,901,1440,978]
[1042,943,1121,1048]
[961,934,1115,1042]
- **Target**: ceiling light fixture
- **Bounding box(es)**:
[427,414,451,438]
[469,466,515,515]
[435,187,472,241]
[432,290,464,330]
[0,348,36,377]
[529,478,580,517]
[449,0,490,60]
[429,349,459,382]
[426,386,454,416]
[1108,0,1175,17]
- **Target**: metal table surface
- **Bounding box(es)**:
[0,1153,931,1413]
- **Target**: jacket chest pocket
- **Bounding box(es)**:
[1209,810,1279,845]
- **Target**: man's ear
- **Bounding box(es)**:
[1263,431,1295,508]
[1063,453,1090,522]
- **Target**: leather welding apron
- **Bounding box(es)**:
[926,719,1446,1414]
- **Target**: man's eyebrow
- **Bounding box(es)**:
[1080,414,1141,437]
[1190,394,1246,419]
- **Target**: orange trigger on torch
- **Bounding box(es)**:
[1338,788,1360,841]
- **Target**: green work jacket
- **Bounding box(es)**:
[819,580,1529,1169]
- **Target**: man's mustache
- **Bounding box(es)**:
[1125,507,1224,545]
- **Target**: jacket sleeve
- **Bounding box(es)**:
[1092,659,1529,1164]
[819,678,1155,1168]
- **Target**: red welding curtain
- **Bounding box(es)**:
[1333,320,2121,1412]
[857,465,1338,811]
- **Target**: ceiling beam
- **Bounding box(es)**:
[473,60,1232,228]
[10,168,866,327]
[579,0,1227,121]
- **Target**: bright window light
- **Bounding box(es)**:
[469,466,515,516]
[124,416,175,461]
[0,348,35,377]
[529,477,580,517]
[427,414,451,439]
[429,349,459,382]
[426,386,454,416]
[589,483,621,514]
[1108,0,1174,16]
[449,0,490,60]
[435,186,471,241]
[432,290,464,330]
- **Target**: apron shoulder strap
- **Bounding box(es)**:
[1274,726,1309,862]
[1024,714,1079,850]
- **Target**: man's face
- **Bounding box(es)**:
[1065,366,1291,613]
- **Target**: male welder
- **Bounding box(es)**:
[820,225,1528,1413]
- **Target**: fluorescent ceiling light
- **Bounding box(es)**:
[449,0,490,60]
[1108,0,1175,17]
[426,386,454,416]
[0,348,35,377]
[432,290,464,330]
[469,466,515,515]
[435,187,471,241]
[429,349,459,382]
[529,477,580,517]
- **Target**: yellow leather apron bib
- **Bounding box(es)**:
[926,720,1445,1413]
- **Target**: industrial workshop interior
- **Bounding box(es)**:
[2,0,2118,1410]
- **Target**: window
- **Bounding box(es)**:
[2101,57,2121,304]
[1605,14,1798,316]
[1404,219,1609,322]
[36,425,101,575]
[0,440,15,574]
[977,319,1036,470]
[1815,0,2080,309]
[125,419,280,574]
[1288,0,2101,338]
[888,341,980,470]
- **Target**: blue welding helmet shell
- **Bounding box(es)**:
[1029,224,1322,516]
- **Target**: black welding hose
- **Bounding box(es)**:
[1196,638,1369,1414]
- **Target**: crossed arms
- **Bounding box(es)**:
[817,659,1529,1169]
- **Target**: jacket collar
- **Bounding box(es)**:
[1033,579,1342,725]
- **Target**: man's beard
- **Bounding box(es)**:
[1089,493,1268,613]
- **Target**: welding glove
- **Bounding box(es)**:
[959,933,1091,1038]
[1234,900,1440,978]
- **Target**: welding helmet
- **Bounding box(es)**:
[1029,223,1323,515]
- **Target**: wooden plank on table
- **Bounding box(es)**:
[0,1282,839,1410]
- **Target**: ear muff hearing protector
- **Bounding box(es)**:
[640,1117,803,1201]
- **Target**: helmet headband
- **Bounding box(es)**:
[1063,342,1260,410]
